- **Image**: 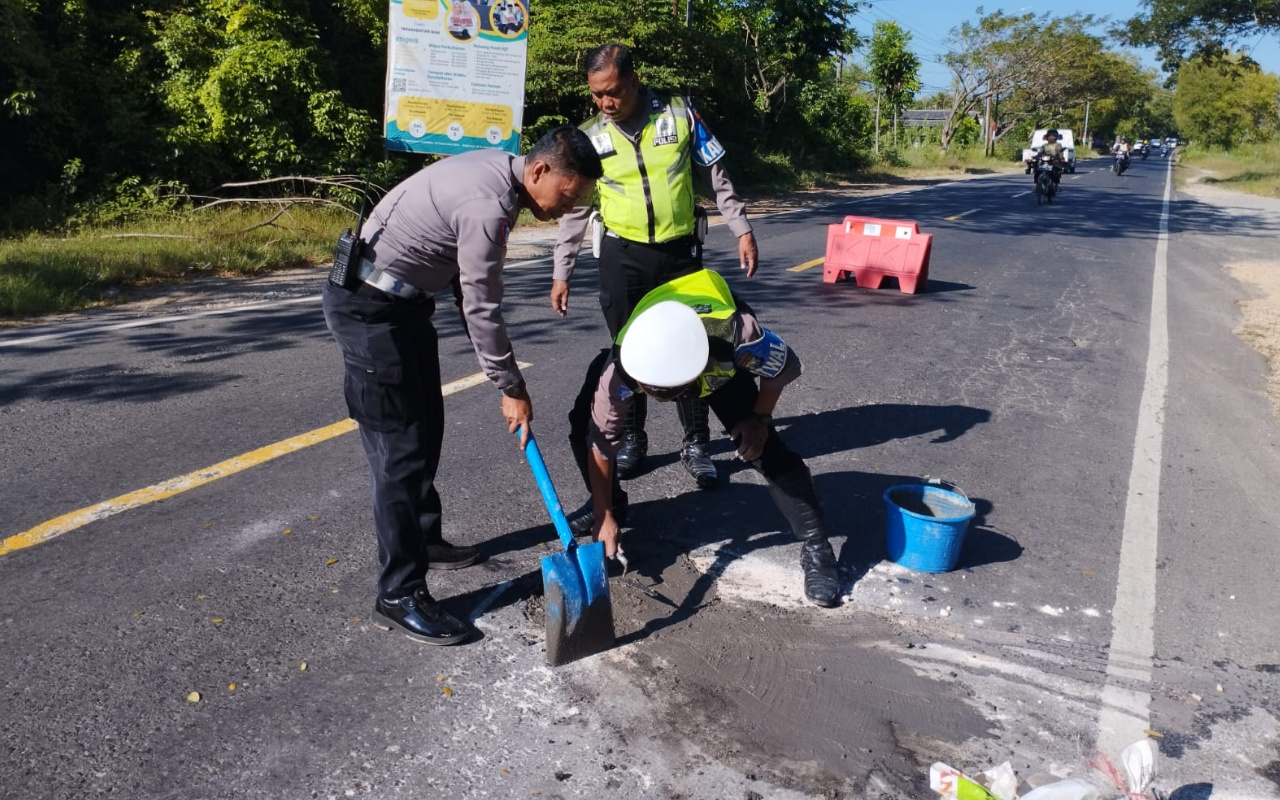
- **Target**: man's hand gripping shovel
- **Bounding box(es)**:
[516,428,615,666]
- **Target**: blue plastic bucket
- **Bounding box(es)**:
[884,482,975,573]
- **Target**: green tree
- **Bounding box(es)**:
[1173,56,1280,147]
[148,1,375,184]
[708,0,860,132]
[1123,0,1280,70]
[941,9,1129,151]
[868,20,920,148]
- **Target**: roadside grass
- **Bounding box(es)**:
[2,144,1024,320]
[0,205,347,318]
[1178,143,1280,198]
[874,144,1025,177]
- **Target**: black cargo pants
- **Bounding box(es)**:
[322,281,445,599]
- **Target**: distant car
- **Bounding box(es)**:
[1165,137,1178,148]
[1021,129,1077,174]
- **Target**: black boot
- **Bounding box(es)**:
[616,395,648,479]
[766,465,840,607]
[676,395,718,489]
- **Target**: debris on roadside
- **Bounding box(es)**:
[929,738,1159,800]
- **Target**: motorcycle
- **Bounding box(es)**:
[1140,145,1149,160]
[1031,153,1059,204]
[1161,145,1170,158]
[1112,151,1130,176]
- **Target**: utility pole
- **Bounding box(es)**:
[1082,97,1092,152]
[875,91,882,155]
[984,94,992,156]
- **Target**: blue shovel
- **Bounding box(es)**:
[517,429,614,666]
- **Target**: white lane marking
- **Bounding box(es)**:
[1096,155,1173,755]
[1011,191,1031,198]
[0,295,320,348]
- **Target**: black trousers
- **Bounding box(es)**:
[568,353,806,496]
[597,233,709,443]
[597,233,702,338]
[322,282,445,599]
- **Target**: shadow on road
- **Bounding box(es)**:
[442,401,1016,650]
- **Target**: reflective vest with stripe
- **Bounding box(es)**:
[582,94,697,244]
[616,269,738,398]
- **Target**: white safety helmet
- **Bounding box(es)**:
[619,301,709,390]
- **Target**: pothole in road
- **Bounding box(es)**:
[553,547,992,797]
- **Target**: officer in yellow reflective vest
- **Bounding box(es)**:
[553,43,759,524]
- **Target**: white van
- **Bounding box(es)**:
[1022,129,1076,174]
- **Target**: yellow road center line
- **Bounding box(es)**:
[944,208,981,221]
[1,365,526,557]
[787,257,825,273]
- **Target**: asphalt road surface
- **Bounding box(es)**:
[3,155,1280,800]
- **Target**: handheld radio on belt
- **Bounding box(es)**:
[329,182,370,290]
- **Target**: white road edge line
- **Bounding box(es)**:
[0,295,321,348]
[1095,154,1173,756]
[1011,191,1031,198]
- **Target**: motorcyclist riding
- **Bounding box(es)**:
[1111,136,1132,175]
[1029,128,1067,188]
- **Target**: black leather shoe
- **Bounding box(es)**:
[567,494,629,537]
[426,540,479,570]
[616,431,648,479]
[374,589,470,645]
[801,542,841,608]
[680,442,718,489]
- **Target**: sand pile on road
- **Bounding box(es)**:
[1231,261,1280,417]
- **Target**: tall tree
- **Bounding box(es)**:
[708,0,860,132]
[940,9,1120,150]
[867,20,920,147]
[1122,0,1280,70]
[1173,55,1280,147]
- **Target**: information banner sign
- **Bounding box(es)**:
[384,0,530,155]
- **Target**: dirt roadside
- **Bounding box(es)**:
[1182,169,1280,416]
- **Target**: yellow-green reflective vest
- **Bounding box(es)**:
[583,94,697,243]
[616,269,739,398]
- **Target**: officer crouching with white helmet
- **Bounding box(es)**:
[566,268,841,607]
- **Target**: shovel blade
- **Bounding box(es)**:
[541,541,614,667]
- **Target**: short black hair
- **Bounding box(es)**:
[527,125,603,180]
[584,43,634,77]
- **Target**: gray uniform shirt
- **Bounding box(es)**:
[553,89,752,282]
[362,150,525,390]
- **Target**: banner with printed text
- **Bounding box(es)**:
[384,0,529,155]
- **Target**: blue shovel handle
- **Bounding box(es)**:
[516,427,577,551]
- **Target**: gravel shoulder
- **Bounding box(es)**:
[1183,169,1280,415]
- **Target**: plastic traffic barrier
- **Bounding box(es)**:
[823,215,932,293]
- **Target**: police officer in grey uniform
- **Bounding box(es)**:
[322,126,602,646]
[552,44,757,526]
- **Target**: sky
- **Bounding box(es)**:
[847,0,1280,98]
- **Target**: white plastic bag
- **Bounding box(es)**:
[1120,738,1158,794]
[976,762,1018,800]
[1018,778,1100,800]
[929,763,1001,800]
